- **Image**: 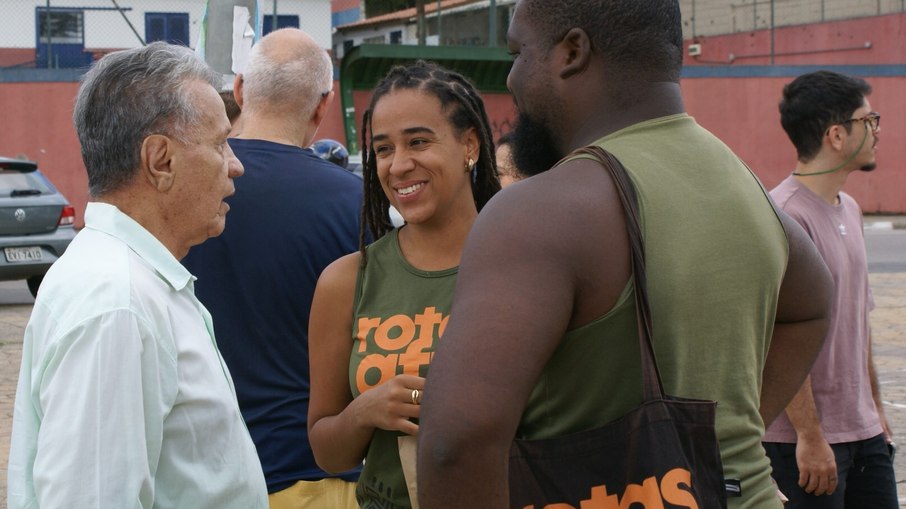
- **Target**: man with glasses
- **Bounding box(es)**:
[182,28,364,508]
[764,70,895,508]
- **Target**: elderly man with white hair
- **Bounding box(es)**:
[8,42,267,508]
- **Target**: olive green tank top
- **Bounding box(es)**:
[349,228,457,508]
[518,114,787,509]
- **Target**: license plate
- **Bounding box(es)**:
[4,246,42,262]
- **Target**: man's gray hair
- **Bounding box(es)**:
[241,28,333,121]
[73,41,222,197]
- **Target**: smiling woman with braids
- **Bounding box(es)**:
[307,61,500,508]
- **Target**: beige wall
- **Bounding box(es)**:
[680,0,906,37]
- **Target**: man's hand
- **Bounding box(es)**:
[796,435,838,495]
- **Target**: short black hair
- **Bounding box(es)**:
[779,71,871,162]
[521,0,683,82]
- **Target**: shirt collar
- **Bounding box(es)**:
[83,202,194,291]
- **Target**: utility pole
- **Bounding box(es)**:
[488,0,497,46]
[417,0,426,45]
[45,0,53,68]
[770,0,775,64]
[437,0,442,44]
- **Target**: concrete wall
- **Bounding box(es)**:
[680,0,906,37]
[685,10,906,65]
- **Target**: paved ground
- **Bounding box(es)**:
[0,280,34,505]
[0,263,904,504]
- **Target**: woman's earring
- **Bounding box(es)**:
[466,157,478,184]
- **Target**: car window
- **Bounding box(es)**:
[0,171,52,196]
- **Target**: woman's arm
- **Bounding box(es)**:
[308,252,424,473]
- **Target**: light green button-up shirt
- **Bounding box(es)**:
[8,202,267,508]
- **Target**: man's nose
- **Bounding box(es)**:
[226,145,244,177]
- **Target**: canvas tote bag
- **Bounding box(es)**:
[508,146,728,509]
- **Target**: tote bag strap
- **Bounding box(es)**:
[569,146,665,401]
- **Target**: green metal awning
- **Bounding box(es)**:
[339,44,513,153]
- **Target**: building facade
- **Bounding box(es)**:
[0,0,332,69]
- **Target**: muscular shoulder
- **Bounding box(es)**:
[465,157,630,326]
[478,157,625,253]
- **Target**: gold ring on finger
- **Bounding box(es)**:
[411,388,421,405]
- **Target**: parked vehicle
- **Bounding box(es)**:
[0,157,76,297]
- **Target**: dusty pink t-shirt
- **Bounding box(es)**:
[764,176,881,444]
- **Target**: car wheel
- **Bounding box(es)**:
[27,275,43,298]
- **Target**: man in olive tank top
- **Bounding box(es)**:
[418,1,835,508]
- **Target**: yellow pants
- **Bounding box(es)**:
[268,478,359,509]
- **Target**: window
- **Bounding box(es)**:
[146,13,190,46]
[37,9,83,44]
[389,30,402,44]
[35,7,90,68]
[343,39,355,54]
[263,15,300,35]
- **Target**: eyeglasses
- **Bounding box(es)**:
[842,112,880,131]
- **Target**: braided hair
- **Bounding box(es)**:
[358,60,501,259]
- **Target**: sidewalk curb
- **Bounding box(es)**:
[864,216,906,231]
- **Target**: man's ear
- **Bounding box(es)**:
[140,134,176,192]
[233,74,244,108]
[826,124,847,152]
[559,27,592,80]
[311,89,335,127]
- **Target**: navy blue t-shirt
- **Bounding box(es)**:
[183,138,363,492]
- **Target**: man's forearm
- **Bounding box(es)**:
[760,320,827,427]
[783,376,824,440]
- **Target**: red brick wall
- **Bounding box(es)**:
[682,76,906,213]
[331,0,360,13]
[0,82,88,227]
[0,49,37,68]
[3,12,906,218]
[684,12,906,66]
